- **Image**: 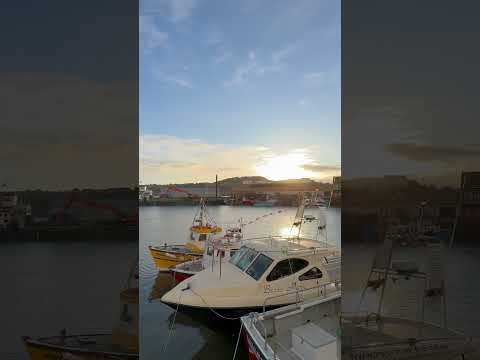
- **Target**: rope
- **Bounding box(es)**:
[189,287,243,321]
[232,321,244,360]
[161,290,183,353]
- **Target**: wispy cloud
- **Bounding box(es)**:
[272,46,296,64]
[302,72,326,87]
[223,45,296,87]
[206,29,224,46]
[139,15,168,53]
[299,98,309,107]
[140,134,269,183]
[141,0,197,23]
[214,49,232,64]
[152,70,193,88]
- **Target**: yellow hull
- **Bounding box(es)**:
[23,337,137,360]
[148,246,202,271]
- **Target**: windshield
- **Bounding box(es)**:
[229,246,248,265]
[246,253,274,280]
[236,248,259,271]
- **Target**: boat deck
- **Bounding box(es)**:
[251,296,341,359]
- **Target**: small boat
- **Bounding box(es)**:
[171,224,244,282]
[242,198,255,206]
[161,236,340,321]
[240,289,341,360]
[252,199,278,207]
[148,199,221,271]
[23,260,139,360]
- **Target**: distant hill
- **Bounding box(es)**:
[147,176,332,192]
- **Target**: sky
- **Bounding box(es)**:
[140,0,341,184]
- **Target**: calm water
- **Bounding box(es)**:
[2,239,137,359]
[140,205,341,360]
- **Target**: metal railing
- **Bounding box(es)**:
[250,280,341,354]
[262,279,341,314]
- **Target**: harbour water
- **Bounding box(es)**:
[140,205,341,360]
[2,239,137,359]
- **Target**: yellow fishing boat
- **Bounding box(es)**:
[23,261,139,360]
[149,198,221,271]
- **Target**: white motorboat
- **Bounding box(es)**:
[161,236,341,321]
[240,290,341,360]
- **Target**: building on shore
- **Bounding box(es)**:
[0,191,29,230]
[230,179,331,205]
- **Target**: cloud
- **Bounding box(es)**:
[152,70,192,88]
[140,135,338,183]
[302,164,341,172]
[170,0,196,22]
[141,0,197,23]
[272,46,296,64]
[214,49,232,64]
[299,99,309,107]
[139,15,168,52]
[140,134,269,183]
[206,30,223,46]
[302,72,326,87]
[223,46,295,87]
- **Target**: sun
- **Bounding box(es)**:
[255,151,314,181]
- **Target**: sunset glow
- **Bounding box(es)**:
[255,151,315,181]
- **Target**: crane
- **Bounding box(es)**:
[53,197,137,225]
[160,185,200,199]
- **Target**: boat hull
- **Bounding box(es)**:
[172,270,194,282]
[148,246,202,272]
[242,328,267,360]
[161,300,288,327]
[23,335,138,360]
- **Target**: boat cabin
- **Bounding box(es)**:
[161,237,341,312]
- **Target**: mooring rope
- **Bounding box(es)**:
[161,290,183,353]
[188,286,243,321]
[232,321,244,360]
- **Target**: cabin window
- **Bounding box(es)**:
[236,248,259,271]
[246,254,274,280]
[229,246,247,265]
[299,267,323,281]
[267,258,309,282]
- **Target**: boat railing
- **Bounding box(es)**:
[249,314,301,359]
[262,279,341,314]
[235,235,340,255]
[251,281,340,354]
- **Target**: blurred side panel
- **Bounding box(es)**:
[342,1,480,358]
[0,1,139,359]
